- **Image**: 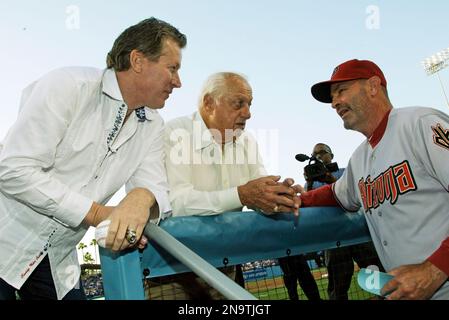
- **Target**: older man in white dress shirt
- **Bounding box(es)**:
[146,72,299,299]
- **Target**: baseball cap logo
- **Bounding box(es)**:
[332,66,340,76]
[311,59,387,104]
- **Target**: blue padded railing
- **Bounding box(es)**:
[99,207,371,300]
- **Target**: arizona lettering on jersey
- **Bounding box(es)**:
[358,160,417,212]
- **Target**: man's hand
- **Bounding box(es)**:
[83,202,114,227]
[381,261,448,300]
[105,188,157,252]
[238,176,299,215]
[292,184,306,195]
[280,178,302,215]
[289,183,306,218]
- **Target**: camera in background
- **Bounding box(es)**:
[295,153,339,183]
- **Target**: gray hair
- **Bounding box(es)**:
[198,72,249,107]
[107,17,187,71]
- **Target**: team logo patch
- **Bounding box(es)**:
[431,123,449,151]
[332,66,339,76]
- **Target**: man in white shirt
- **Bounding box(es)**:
[166,72,299,217]
[0,17,186,300]
[148,72,299,299]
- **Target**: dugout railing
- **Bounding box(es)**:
[99,207,373,300]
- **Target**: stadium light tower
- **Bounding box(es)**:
[421,46,449,108]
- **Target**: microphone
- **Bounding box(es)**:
[295,154,310,162]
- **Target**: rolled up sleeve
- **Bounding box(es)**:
[126,124,171,225]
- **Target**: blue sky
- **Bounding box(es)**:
[1,1,448,255]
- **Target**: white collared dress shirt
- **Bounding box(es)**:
[0,67,171,299]
[164,111,267,216]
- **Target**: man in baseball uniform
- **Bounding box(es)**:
[300,59,449,299]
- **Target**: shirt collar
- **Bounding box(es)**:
[140,107,158,121]
[101,68,124,101]
[102,69,158,122]
[192,111,247,151]
[193,111,214,151]
[368,109,392,148]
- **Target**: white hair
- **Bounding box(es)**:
[198,72,249,108]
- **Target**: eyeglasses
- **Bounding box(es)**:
[312,150,331,156]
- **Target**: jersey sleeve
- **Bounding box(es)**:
[414,110,449,275]
[300,184,338,207]
[332,159,361,212]
[427,237,449,276]
[414,111,449,191]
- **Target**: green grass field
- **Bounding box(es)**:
[248,269,375,300]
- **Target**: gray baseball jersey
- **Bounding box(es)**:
[333,107,449,299]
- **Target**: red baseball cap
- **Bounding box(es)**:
[311,59,387,103]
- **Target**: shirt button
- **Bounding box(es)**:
[378,211,382,217]
[383,240,388,246]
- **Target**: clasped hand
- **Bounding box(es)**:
[238,175,301,215]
